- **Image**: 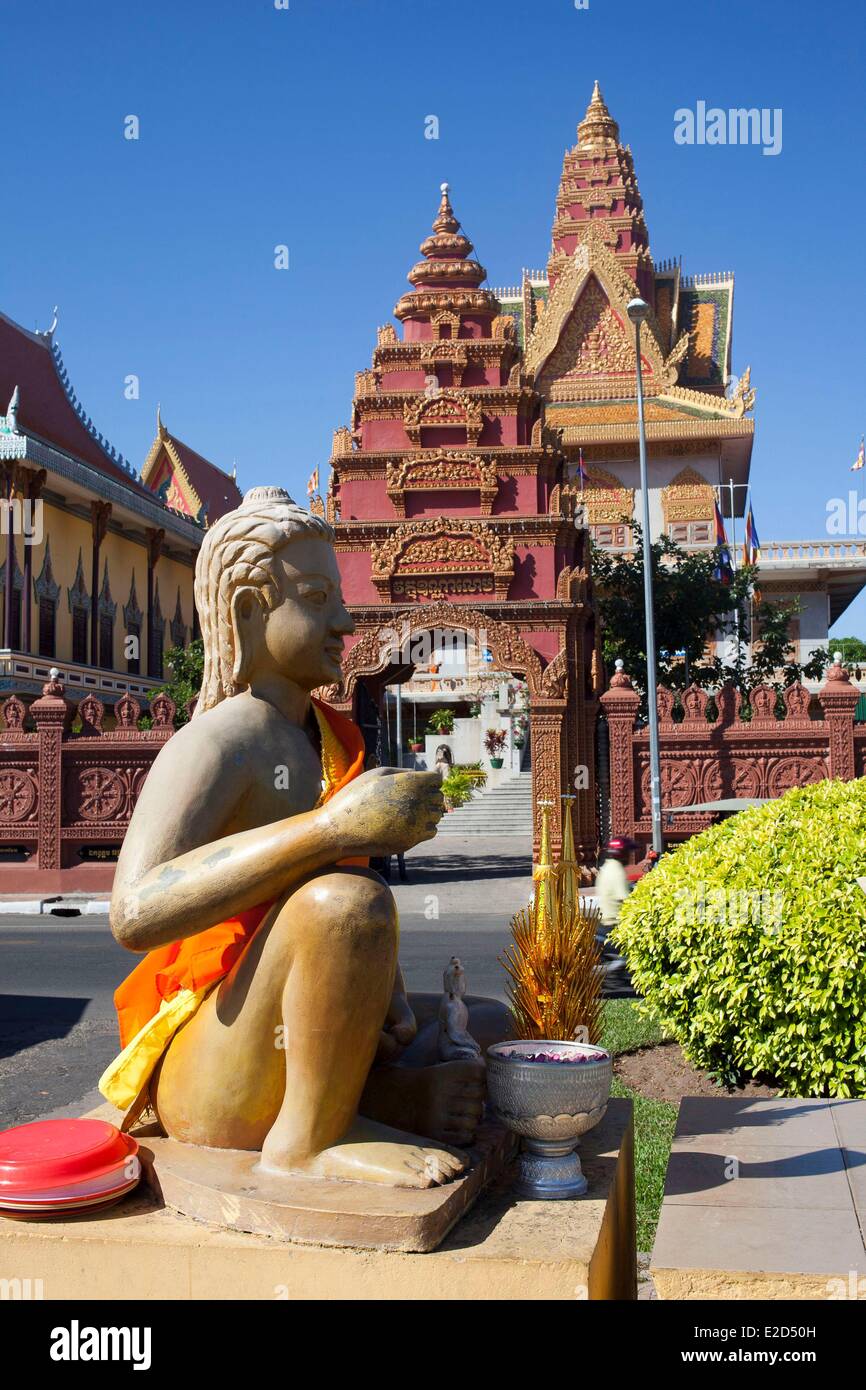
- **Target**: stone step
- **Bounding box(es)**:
[439,774,533,836]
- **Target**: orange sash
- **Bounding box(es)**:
[113,697,366,1050]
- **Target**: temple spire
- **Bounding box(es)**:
[577,79,620,150]
[432,181,460,235]
[402,182,488,297]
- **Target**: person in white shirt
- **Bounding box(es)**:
[594,837,636,992]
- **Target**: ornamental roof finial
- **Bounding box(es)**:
[577,79,619,149]
[432,180,460,235]
[5,386,20,433]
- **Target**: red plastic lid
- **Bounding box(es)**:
[0,1120,138,1193]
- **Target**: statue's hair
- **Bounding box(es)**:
[193,486,334,715]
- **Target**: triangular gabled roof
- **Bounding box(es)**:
[0,310,145,487]
[524,225,687,394]
[141,410,243,525]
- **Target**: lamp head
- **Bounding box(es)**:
[626,297,650,324]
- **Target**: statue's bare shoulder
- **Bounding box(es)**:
[118,699,257,880]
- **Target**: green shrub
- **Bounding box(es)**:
[440,769,476,809]
[612,779,866,1097]
[426,708,454,734]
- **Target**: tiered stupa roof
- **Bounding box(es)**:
[548,80,651,298]
[394,184,499,329]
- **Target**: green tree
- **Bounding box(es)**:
[831,636,866,667]
[592,525,828,705]
[143,639,203,728]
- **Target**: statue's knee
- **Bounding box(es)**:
[295,869,397,951]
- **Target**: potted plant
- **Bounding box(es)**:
[489,801,610,1198]
[484,727,507,768]
[440,768,475,811]
[426,708,455,736]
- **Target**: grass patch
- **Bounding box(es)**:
[602,1000,677,1251]
[601,997,668,1057]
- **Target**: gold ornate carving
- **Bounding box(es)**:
[540,648,569,698]
[727,366,756,417]
[540,275,635,388]
[332,426,353,456]
[403,390,484,445]
[581,466,635,526]
[661,466,715,525]
[385,454,498,517]
[369,516,514,600]
[377,324,398,347]
[327,601,545,699]
[662,370,756,419]
[526,225,675,392]
[354,369,379,397]
[429,310,461,339]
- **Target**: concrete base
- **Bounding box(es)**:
[0,1100,635,1300]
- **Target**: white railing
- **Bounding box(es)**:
[760,540,866,564]
[0,651,164,700]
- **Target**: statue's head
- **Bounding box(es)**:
[194,486,354,713]
[443,956,466,998]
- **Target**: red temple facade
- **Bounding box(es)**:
[320,186,597,852]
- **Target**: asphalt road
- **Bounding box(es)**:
[0,834,531,1129]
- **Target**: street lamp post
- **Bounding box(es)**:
[627,297,663,855]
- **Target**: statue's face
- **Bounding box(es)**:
[244,535,355,691]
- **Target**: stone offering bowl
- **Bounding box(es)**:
[486,1040,612,1199]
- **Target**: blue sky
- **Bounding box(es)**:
[4,0,865,633]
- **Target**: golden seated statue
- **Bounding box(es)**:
[100,486,510,1189]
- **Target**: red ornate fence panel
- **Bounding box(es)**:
[600,658,861,851]
[0,675,175,890]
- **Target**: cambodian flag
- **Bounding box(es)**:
[743,505,761,566]
[577,448,588,488]
[852,437,865,472]
[713,499,733,586]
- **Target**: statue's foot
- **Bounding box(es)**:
[361,1058,486,1148]
[258,1115,469,1189]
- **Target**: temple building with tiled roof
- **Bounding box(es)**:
[0,309,203,701]
[141,409,242,525]
[322,183,598,854]
[490,82,866,665]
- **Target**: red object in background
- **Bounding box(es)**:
[0,1119,139,1211]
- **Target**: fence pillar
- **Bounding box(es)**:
[819,655,859,781]
[599,661,641,839]
[30,671,69,871]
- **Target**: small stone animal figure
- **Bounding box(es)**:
[437,957,483,1063]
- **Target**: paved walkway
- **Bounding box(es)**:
[390,833,533,921]
[652,1097,866,1298]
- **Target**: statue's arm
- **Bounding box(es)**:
[111,728,444,953]
[110,730,341,952]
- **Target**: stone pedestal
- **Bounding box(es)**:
[0,1100,634,1300]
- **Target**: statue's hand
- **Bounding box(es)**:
[324,768,444,858]
[375,990,418,1063]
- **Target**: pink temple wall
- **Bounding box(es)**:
[337,543,562,607]
[339,472,551,522]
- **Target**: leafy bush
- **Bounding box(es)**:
[139,640,203,729]
[426,708,454,734]
[484,727,507,754]
[612,779,866,1097]
[440,769,476,809]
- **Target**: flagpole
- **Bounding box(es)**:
[628,298,663,856]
